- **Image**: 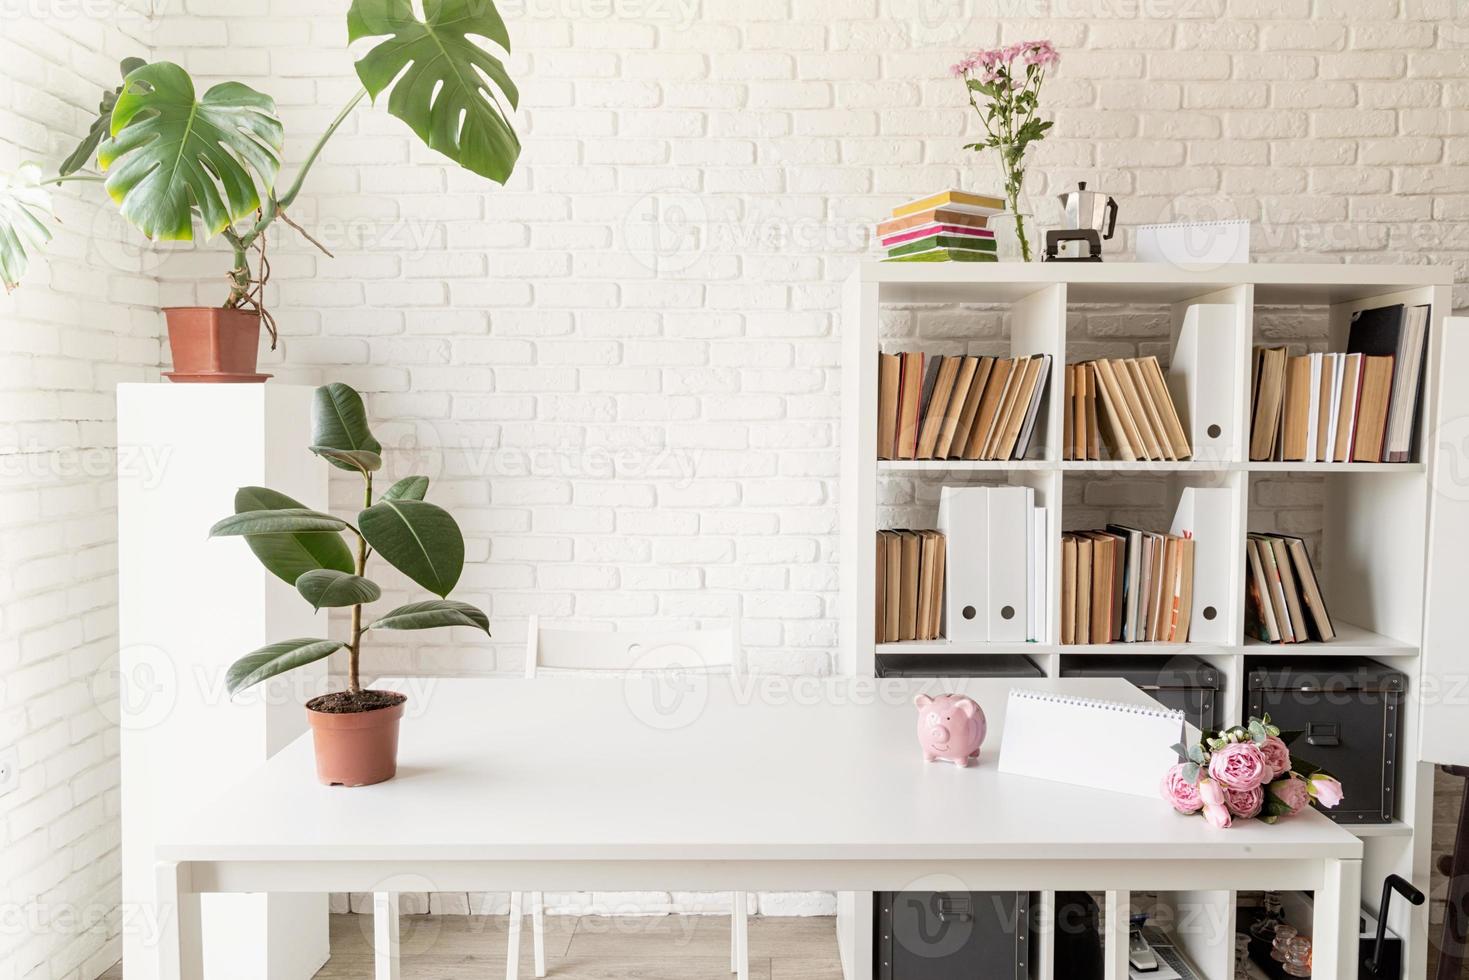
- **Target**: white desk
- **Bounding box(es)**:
[154,675,1363,980]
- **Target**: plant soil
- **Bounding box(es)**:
[306,689,406,714]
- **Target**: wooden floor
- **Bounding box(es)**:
[99,914,845,979]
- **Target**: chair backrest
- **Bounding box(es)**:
[524,614,741,679]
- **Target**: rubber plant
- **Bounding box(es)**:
[208,383,488,786]
[0,0,520,370]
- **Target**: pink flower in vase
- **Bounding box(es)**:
[1208,741,1267,790]
[1268,776,1310,816]
[1225,785,1264,819]
[1258,735,1291,779]
[1309,774,1345,809]
[1160,764,1203,814]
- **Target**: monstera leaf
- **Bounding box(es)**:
[98,61,284,241]
[60,56,147,177]
[347,0,521,184]
[0,164,54,292]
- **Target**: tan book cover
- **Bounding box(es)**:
[1245,538,1279,642]
[1063,363,1075,461]
[1091,360,1141,462]
[1284,536,1334,640]
[1149,535,1170,642]
[898,530,921,640]
[1315,355,1336,462]
[994,355,1044,460]
[1251,533,1295,642]
[1141,356,1192,460]
[876,207,991,237]
[1113,358,1165,460]
[896,351,924,460]
[1280,354,1312,461]
[934,355,981,459]
[884,532,902,643]
[948,356,994,459]
[1088,532,1114,644]
[1061,535,1077,645]
[916,531,938,640]
[1270,536,1308,642]
[1075,535,1093,645]
[1126,358,1174,462]
[877,352,901,460]
[891,189,1006,218]
[1352,354,1394,462]
[1173,537,1195,643]
[916,356,960,459]
[963,357,1013,459]
[1250,346,1288,460]
[1333,353,1363,462]
[981,355,1030,460]
[928,531,947,640]
[875,530,887,643]
[1085,366,1101,460]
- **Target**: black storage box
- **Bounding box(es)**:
[875,891,1029,980]
[875,654,1043,678]
[1246,657,1405,824]
[1060,655,1222,732]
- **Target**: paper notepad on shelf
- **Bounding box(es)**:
[998,689,1185,799]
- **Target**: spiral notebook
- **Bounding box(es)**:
[998,689,1186,799]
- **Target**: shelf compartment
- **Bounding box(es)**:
[1242,621,1417,657]
[878,459,1053,472]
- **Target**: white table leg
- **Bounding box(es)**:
[1313,857,1362,980]
[1103,890,1130,980]
[374,892,401,980]
[733,892,749,980]
[530,891,546,978]
[507,891,523,980]
[154,861,203,980]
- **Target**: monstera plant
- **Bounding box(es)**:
[209,382,489,786]
[0,0,520,381]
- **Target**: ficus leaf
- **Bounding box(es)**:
[295,569,382,611]
[383,475,429,500]
[311,383,381,471]
[226,637,344,696]
[309,446,383,474]
[358,498,464,598]
[230,486,355,584]
[210,507,348,536]
[369,599,488,633]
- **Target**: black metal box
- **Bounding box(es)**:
[875,891,1029,980]
[1246,657,1405,824]
[1060,655,1222,732]
[875,654,1044,678]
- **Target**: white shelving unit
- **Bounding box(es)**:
[837,262,1462,980]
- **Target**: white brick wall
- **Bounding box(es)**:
[0,4,163,979]
[5,0,1469,967]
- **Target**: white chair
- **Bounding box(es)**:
[507,613,749,980]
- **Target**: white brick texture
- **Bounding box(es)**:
[5,0,1469,966]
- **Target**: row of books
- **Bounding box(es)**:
[876,189,1003,263]
[1060,526,1195,645]
[1248,303,1430,463]
[1062,357,1192,462]
[875,529,945,642]
[1245,533,1335,643]
[877,352,1052,461]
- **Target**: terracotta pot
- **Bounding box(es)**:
[306,694,406,787]
[163,307,269,382]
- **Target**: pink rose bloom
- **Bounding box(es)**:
[1160,764,1203,814]
[1197,776,1225,808]
[1268,776,1310,816]
[1208,741,1267,790]
[1202,802,1233,829]
[1309,775,1345,809]
[1258,736,1291,779]
[1225,785,1264,819]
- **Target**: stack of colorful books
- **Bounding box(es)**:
[877,189,1004,262]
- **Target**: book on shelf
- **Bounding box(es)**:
[1247,302,1429,464]
[874,528,946,642]
[1244,532,1335,643]
[876,351,1052,461]
[936,485,1048,643]
[878,190,1004,263]
[1062,357,1191,462]
[1060,525,1194,645]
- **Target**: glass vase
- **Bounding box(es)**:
[991,141,1037,262]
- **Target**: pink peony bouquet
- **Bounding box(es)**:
[1160,715,1342,829]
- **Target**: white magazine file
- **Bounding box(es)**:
[987,486,1032,642]
[998,689,1186,799]
[938,486,990,641]
[1166,304,1239,462]
[1169,487,1234,645]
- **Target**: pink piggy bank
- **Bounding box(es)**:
[914,693,987,767]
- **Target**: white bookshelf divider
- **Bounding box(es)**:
[838,262,1459,980]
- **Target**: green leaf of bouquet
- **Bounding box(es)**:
[210,507,348,537]
[1187,744,1206,765]
[98,62,283,240]
[383,475,429,500]
[369,599,488,634]
[226,637,344,696]
[1182,762,1201,784]
[311,383,382,470]
[295,569,382,611]
[230,486,355,584]
[347,0,521,184]
[0,163,55,292]
[358,498,464,597]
